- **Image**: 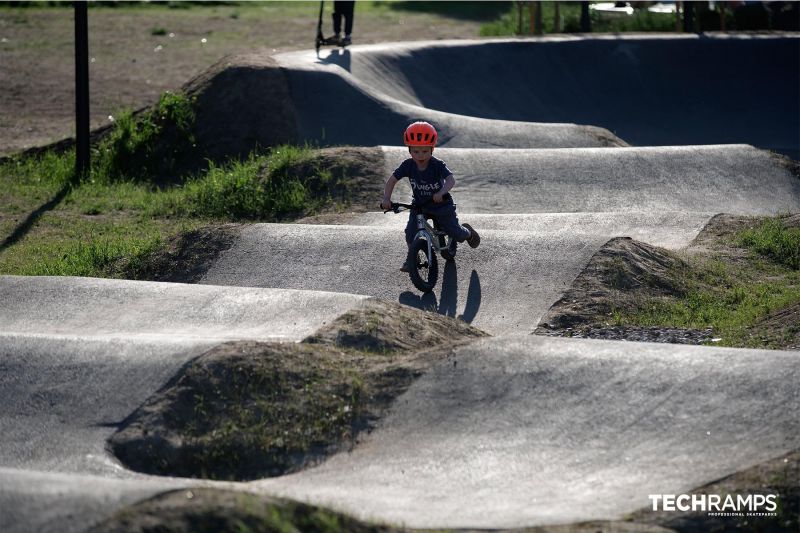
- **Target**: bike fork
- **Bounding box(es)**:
[414,213,432,265]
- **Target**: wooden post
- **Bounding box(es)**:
[74,1,89,181]
[517,1,523,34]
[675,1,682,32]
[719,2,726,32]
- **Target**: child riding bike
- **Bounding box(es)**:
[380,121,480,272]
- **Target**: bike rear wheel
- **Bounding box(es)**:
[409,238,438,293]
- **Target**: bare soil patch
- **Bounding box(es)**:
[108,299,486,481]
[0,4,484,157]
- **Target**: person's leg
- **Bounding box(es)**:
[341,0,355,36]
[430,202,470,243]
[332,1,344,36]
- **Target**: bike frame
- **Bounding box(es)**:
[385,202,450,260]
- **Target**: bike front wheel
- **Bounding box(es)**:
[409,237,438,293]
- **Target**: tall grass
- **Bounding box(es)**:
[94,91,198,183]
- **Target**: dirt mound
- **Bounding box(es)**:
[119,224,241,283]
[536,214,800,349]
[537,237,688,331]
[108,300,486,481]
[87,488,400,533]
[274,146,386,219]
[183,51,298,162]
[305,298,487,352]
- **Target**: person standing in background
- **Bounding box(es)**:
[329,1,355,46]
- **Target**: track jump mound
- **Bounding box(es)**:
[536,213,800,349]
[182,52,298,161]
[315,35,799,158]
[108,299,486,481]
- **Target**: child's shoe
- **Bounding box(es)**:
[325,33,341,45]
[342,34,352,46]
[462,223,481,248]
[400,257,413,272]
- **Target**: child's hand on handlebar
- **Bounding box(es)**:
[432,192,444,203]
[381,199,393,211]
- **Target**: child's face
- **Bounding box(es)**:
[409,146,433,166]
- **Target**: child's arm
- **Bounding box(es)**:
[381,175,399,210]
[433,173,455,203]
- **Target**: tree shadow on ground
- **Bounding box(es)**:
[0,181,73,254]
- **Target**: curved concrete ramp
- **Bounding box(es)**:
[283,35,799,158]
[380,145,800,214]
[255,335,800,529]
[201,212,712,335]
[0,276,370,475]
[0,276,367,343]
[274,56,621,149]
[0,468,189,533]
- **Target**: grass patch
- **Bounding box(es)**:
[0,91,380,280]
[614,215,800,348]
[94,90,199,184]
[537,215,800,350]
[739,217,800,270]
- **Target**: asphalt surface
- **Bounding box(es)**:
[289,35,800,159]
[2,35,800,532]
[255,335,800,528]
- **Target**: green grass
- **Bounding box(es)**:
[0,89,347,280]
[612,217,800,348]
[740,218,800,270]
[0,149,312,278]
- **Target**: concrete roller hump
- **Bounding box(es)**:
[283,35,799,158]
[255,335,800,529]
[200,212,712,335]
[0,276,370,477]
[381,144,800,214]
[0,275,368,342]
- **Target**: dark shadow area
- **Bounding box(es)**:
[438,260,458,317]
[367,38,799,160]
[0,181,73,254]
[386,1,511,21]
[398,265,481,324]
[459,270,481,324]
[317,48,352,72]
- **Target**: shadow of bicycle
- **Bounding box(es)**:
[399,263,481,324]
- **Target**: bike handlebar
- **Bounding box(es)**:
[381,202,413,214]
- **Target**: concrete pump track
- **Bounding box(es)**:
[2,35,799,532]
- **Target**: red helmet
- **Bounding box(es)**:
[404,121,438,147]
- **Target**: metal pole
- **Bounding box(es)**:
[74,1,90,180]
